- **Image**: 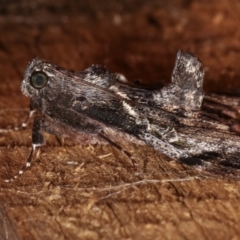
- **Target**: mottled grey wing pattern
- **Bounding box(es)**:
[3,50,240,181]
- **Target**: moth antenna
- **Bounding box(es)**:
[4,144,39,182]
[99,132,137,169]
[0,110,36,133]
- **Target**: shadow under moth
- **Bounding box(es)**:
[2,50,240,182]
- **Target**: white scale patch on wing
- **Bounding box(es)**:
[116,73,128,83]
[122,101,138,117]
[109,85,131,100]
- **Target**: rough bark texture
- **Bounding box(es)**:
[0,1,240,239]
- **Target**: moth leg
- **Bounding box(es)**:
[99,132,137,169]
[4,116,45,182]
[0,108,36,133]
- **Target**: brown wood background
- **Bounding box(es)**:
[0,0,240,239]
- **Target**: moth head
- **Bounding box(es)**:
[21,58,52,98]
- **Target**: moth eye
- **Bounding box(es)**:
[30,72,48,89]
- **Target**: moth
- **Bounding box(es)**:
[2,50,240,182]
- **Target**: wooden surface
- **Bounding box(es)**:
[0,1,240,239]
[0,206,18,240]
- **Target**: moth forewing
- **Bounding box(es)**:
[3,50,240,181]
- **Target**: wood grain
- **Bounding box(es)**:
[0,206,19,240]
